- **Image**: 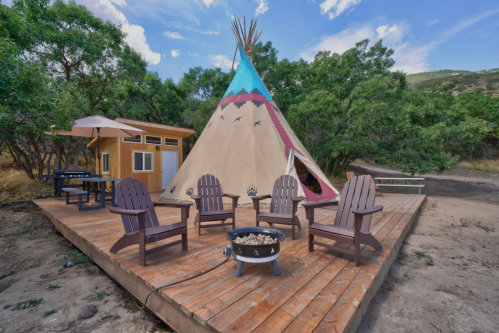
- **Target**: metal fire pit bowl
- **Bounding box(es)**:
[223,227,285,277]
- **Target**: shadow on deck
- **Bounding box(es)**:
[34,193,426,333]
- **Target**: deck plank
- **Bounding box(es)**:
[34,192,425,333]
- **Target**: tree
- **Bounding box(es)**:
[252,41,307,115]
[0,38,80,179]
[288,40,489,175]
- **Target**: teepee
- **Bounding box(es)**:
[160,19,339,206]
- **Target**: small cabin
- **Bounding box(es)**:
[88,118,195,192]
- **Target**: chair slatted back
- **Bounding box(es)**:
[270,175,299,215]
[334,176,376,232]
[346,171,355,181]
[116,178,159,233]
[197,174,224,212]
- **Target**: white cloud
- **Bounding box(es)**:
[440,9,499,40]
[203,0,214,7]
[255,0,269,16]
[166,21,220,35]
[110,0,126,7]
[427,19,439,27]
[171,49,180,57]
[209,54,236,70]
[299,26,374,62]
[162,54,166,57]
[164,31,185,39]
[319,0,362,20]
[187,50,199,57]
[299,24,431,74]
[74,0,161,65]
[376,24,399,39]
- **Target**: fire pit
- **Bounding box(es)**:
[223,227,285,277]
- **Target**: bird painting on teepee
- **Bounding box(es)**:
[160,16,339,206]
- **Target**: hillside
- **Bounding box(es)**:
[407,68,499,97]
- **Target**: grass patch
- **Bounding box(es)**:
[17,298,43,310]
[453,218,495,232]
[16,222,33,236]
[47,284,60,290]
[0,169,53,203]
[459,218,472,227]
[92,290,111,301]
[475,221,495,233]
[414,251,434,266]
[55,249,92,265]
[43,309,56,317]
[460,159,499,172]
[3,304,13,309]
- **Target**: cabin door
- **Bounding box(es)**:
[161,150,178,190]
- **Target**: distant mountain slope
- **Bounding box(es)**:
[406,70,472,85]
[406,68,499,97]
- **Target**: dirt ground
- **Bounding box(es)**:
[358,196,499,333]
[0,202,169,333]
[350,162,499,205]
[1,197,498,333]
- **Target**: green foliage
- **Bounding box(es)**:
[0,0,497,178]
[56,249,91,264]
[17,298,43,309]
[92,290,111,301]
[414,251,434,266]
[287,40,488,174]
[43,309,57,317]
[406,70,472,85]
[47,284,60,290]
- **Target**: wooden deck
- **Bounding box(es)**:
[34,193,426,333]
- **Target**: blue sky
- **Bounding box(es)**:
[5,0,499,81]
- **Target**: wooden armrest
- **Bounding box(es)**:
[291,196,305,202]
[302,201,338,209]
[154,201,192,208]
[353,205,383,216]
[191,196,202,200]
[109,207,147,216]
[251,194,272,201]
[223,193,240,199]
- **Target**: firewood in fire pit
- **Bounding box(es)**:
[234,233,277,245]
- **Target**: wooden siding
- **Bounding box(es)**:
[94,132,183,192]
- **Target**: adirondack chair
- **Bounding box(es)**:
[303,175,383,267]
[109,178,190,267]
[191,174,240,235]
[251,175,305,240]
[347,171,382,196]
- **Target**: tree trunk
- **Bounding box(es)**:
[54,141,61,172]
[7,140,35,179]
[27,132,44,180]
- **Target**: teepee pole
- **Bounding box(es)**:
[229,43,238,84]
[232,15,262,63]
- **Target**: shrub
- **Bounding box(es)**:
[486,83,495,90]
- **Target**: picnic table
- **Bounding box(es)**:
[62,178,120,211]
[374,177,425,195]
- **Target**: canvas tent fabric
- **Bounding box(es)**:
[160,44,339,206]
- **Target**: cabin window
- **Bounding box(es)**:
[123,135,142,143]
[102,153,110,173]
[164,138,179,147]
[145,135,162,145]
[134,152,154,171]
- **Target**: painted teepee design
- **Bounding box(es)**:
[160,43,339,205]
